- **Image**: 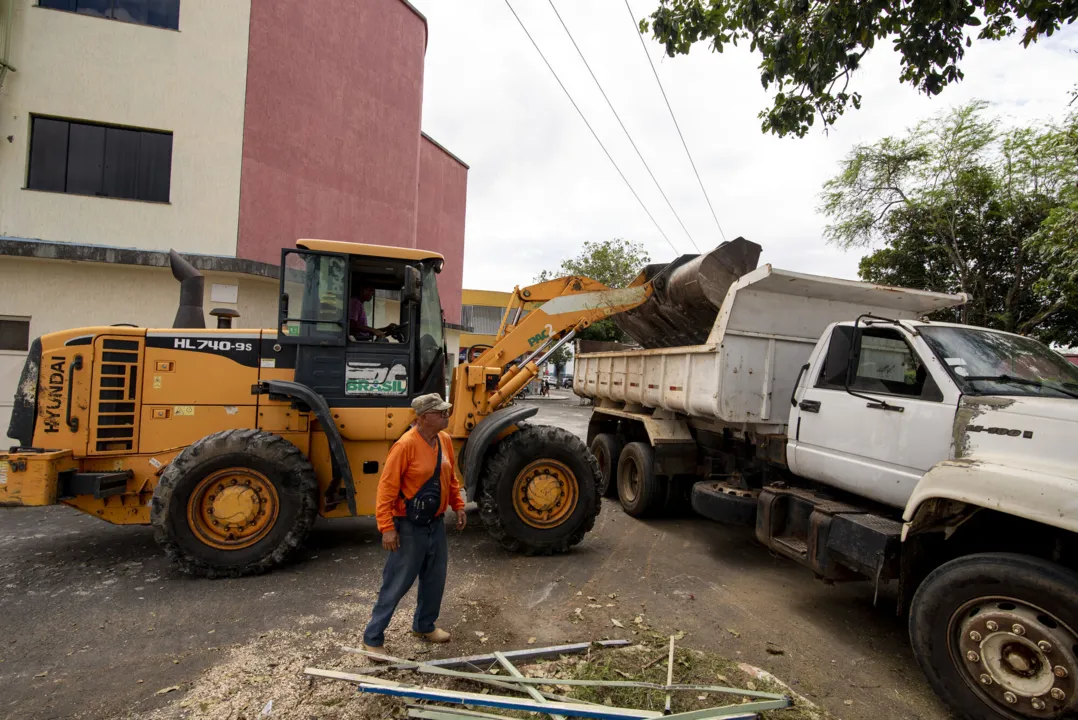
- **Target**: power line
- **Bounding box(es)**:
[502,0,681,257]
[624,0,727,244]
[547,0,700,253]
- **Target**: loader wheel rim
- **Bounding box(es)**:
[512,460,579,529]
[187,467,280,551]
[950,595,1078,715]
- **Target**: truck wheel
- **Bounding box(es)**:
[479,424,600,555]
[589,433,624,498]
[617,442,663,518]
[151,429,318,578]
[910,553,1078,720]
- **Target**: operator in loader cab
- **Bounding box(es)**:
[362,393,466,653]
[349,276,398,341]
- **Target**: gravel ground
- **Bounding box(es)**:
[0,398,950,719]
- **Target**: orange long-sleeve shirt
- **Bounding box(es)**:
[375,427,465,533]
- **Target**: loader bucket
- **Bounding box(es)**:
[614,237,762,348]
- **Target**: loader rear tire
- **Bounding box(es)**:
[617,442,664,518]
[479,424,600,555]
[589,433,624,498]
[151,429,318,578]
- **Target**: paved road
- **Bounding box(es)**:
[0,399,950,719]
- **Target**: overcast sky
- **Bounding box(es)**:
[411,0,1076,292]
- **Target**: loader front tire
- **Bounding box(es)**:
[151,429,318,578]
[479,424,600,555]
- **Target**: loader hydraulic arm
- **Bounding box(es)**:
[447,275,652,436]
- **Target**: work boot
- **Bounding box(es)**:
[361,642,390,661]
[413,628,451,643]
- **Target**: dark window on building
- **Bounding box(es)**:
[27,117,172,203]
[0,319,30,352]
[38,0,179,30]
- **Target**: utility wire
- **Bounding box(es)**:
[547,0,700,253]
[625,0,727,244]
[502,0,681,257]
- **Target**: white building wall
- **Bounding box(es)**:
[0,0,251,255]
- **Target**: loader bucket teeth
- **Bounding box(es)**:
[614,237,762,348]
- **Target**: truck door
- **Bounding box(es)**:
[788,324,958,508]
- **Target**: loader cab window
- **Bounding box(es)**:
[348,269,406,344]
[280,251,347,344]
[818,325,938,400]
[417,264,445,383]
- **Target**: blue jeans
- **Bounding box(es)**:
[363,516,448,647]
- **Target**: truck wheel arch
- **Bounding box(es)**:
[903,459,1078,539]
[900,461,1078,616]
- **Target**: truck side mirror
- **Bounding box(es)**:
[403,266,421,305]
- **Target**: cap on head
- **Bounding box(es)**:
[412,393,452,416]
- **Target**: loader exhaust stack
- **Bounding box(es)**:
[169,249,206,329]
[615,237,762,348]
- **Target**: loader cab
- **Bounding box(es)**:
[277,240,446,407]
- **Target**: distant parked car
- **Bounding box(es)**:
[562,376,574,388]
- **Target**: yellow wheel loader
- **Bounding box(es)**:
[0,238,755,577]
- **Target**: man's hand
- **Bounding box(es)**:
[382,530,400,551]
[455,511,467,531]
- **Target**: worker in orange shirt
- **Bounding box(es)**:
[362,393,466,652]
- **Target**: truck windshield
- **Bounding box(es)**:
[921,326,1078,400]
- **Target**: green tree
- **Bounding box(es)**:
[643,0,1077,137]
[820,102,1078,346]
[536,238,651,352]
[1028,109,1078,323]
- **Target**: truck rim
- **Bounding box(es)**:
[512,460,578,529]
[951,595,1078,716]
[620,459,641,503]
[186,468,280,550]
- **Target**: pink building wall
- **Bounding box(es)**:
[417,134,468,323]
[236,0,429,264]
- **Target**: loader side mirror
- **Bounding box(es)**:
[403,266,422,305]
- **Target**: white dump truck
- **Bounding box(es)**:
[574,240,1078,720]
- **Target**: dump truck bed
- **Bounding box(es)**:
[574,265,964,429]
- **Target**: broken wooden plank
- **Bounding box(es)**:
[414,664,789,701]
[343,639,630,674]
[407,705,517,720]
[662,698,793,718]
[664,635,675,714]
[493,650,566,720]
[357,682,663,719]
[304,668,401,686]
[340,647,603,706]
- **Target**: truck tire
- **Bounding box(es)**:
[691,481,757,526]
[151,429,318,578]
[479,424,600,555]
[589,433,624,498]
[617,442,664,518]
[909,553,1078,720]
